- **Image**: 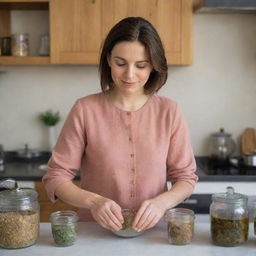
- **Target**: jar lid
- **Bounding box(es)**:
[212,186,248,203]
[0,188,38,201]
[211,128,231,137]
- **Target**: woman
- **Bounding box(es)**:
[43,17,198,232]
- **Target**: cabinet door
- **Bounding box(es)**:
[50,0,103,64]
[102,0,192,65]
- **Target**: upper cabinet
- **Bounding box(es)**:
[0,0,192,66]
[50,0,103,64]
[102,0,192,65]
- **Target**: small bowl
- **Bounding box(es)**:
[111,209,145,238]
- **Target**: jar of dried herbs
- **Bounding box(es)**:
[50,211,78,247]
[0,180,40,249]
[210,186,249,247]
[164,208,195,245]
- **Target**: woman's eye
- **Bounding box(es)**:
[137,65,146,69]
[116,63,125,67]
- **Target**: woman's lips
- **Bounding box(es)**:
[122,81,137,86]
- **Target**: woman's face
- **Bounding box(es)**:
[108,41,153,96]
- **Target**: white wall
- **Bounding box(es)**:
[0,12,256,155]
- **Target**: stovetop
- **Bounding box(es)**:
[196,157,256,176]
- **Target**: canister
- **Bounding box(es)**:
[210,186,249,246]
[0,180,40,249]
[11,33,29,56]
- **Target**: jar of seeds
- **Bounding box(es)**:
[0,179,40,249]
[50,211,78,247]
[165,208,195,245]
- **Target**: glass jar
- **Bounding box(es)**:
[1,37,11,56]
[11,33,29,56]
[164,208,195,245]
[210,186,249,247]
[50,211,78,247]
[0,181,40,249]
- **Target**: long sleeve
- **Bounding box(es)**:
[42,99,86,202]
[166,103,198,188]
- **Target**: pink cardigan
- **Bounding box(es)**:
[43,93,198,221]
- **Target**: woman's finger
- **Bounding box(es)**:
[132,202,148,228]
[111,205,124,224]
[142,214,160,230]
[135,209,153,230]
[105,210,123,230]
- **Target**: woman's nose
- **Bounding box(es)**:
[125,66,135,79]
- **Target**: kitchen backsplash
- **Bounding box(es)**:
[0,13,256,155]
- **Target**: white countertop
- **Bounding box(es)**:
[1,215,256,256]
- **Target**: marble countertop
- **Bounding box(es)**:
[1,216,256,256]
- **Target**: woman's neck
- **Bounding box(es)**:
[108,89,150,111]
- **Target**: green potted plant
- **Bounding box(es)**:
[39,110,60,151]
[39,110,60,126]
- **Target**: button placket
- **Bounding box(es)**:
[126,112,136,198]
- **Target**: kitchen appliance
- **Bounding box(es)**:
[194,0,256,13]
[197,156,256,176]
[177,156,256,215]
[208,128,236,168]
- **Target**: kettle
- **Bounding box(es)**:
[209,128,236,162]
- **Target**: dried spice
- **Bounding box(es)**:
[122,210,136,231]
[211,216,249,246]
[167,221,194,245]
[52,224,77,246]
[0,210,39,249]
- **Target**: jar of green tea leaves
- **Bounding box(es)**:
[210,186,249,247]
[50,211,78,247]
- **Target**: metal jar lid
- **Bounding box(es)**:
[212,186,248,204]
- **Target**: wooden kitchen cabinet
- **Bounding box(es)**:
[51,0,193,65]
[0,0,50,65]
[102,0,192,65]
[35,180,80,222]
[50,0,103,64]
[0,0,192,65]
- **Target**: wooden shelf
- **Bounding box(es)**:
[0,0,49,10]
[0,56,50,65]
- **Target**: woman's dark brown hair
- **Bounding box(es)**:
[99,17,168,94]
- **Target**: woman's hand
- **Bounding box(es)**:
[132,198,167,231]
[89,196,124,231]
